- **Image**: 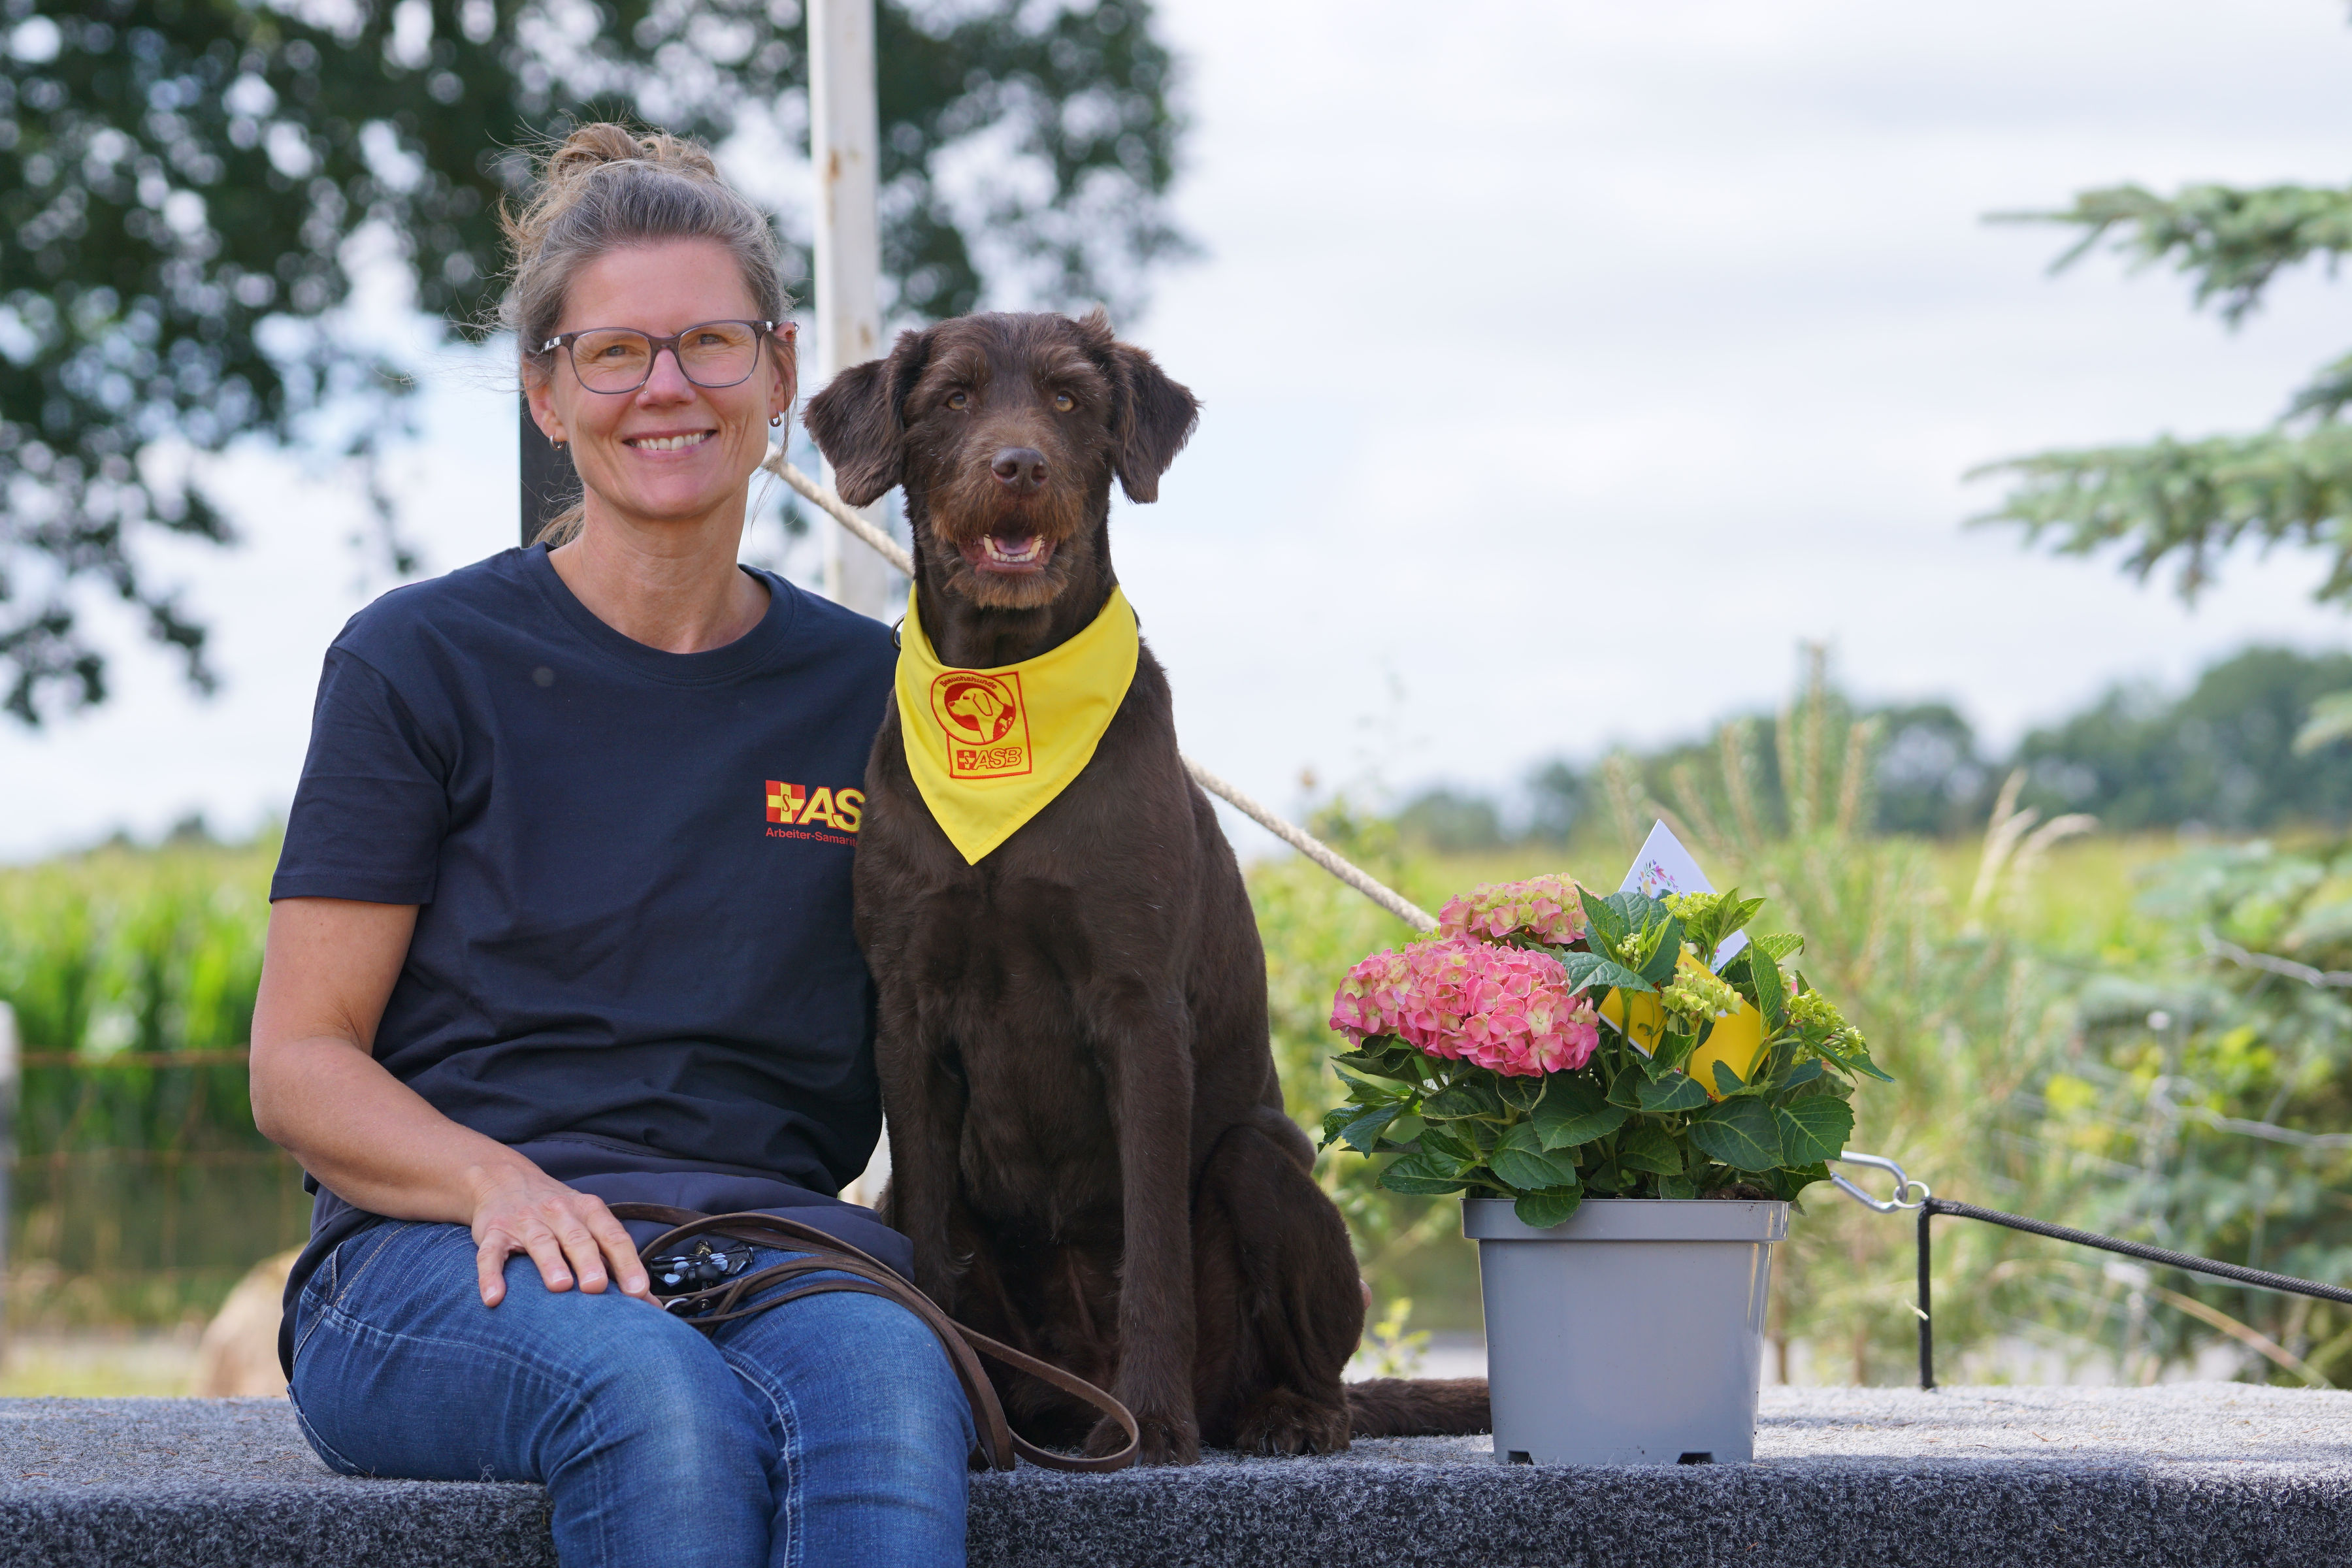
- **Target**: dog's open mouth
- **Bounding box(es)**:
[959,531,1056,574]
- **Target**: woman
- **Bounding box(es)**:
[251,124,972,1567]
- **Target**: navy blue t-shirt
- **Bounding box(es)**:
[269,545,902,1356]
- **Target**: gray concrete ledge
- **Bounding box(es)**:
[5,1384,2349,1567]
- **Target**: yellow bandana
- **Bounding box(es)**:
[895,585,1140,864]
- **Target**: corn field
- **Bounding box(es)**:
[1,838,308,1330]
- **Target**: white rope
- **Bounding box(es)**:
[767,453,1439,933]
[769,455,915,575]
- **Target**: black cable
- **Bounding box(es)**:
[1912,1198,2352,1389]
[1924,1198,2352,1305]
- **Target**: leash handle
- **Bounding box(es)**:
[606,1203,1139,1473]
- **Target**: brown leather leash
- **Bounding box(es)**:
[607,1203,1138,1474]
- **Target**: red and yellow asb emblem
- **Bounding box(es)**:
[928,670,1032,779]
[764,780,863,832]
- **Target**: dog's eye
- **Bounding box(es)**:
[1053,393,1075,413]
[946,391,968,411]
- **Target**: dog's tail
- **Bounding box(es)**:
[1345,1377,1491,1437]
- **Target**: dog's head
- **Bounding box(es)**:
[804,310,1198,612]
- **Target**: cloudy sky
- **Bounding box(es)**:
[8,0,2352,859]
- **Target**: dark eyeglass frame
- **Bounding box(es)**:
[539,319,785,395]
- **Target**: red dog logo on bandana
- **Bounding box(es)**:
[929,671,1032,778]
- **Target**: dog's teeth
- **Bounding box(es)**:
[983,534,1042,563]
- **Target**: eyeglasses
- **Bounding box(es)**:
[540,319,781,395]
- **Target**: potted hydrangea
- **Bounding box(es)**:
[1322,870,1888,1465]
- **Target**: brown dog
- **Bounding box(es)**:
[806,309,1486,1463]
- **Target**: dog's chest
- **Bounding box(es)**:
[950,1024,1122,1226]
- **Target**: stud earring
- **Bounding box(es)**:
[770,414,783,427]
[552,437,567,451]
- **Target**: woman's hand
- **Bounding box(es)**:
[465,1164,654,1309]
[253,898,655,1311]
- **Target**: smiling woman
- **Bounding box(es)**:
[246,125,973,1568]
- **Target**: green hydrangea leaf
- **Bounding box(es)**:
[1497,1075,1546,1111]
[1652,1028,1698,1075]
[1636,917,1687,987]
[1579,886,1630,948]
[1747,943,1788,1031]
[1711,1060,1748,1096]
[1767,1162,1831,1203]
[1816,1032,1897,1084]
[1690,1098,1784,1171]
[1774,1098,1854,1166]
[1490,1124,1584,1193]
[1424,1081,1505,1120]
[1420,1124,1480,1162]
[1756,932,1805,962]
[1338,1103,1405,1156]
[1513,1188,1584,1229]
[1618,1124,1685,1175]
[1533,1075,1629,1149]
[1378,1152,1473,1195]
[1335,1068,1410,1103]
[1637,1072,1711,1113]
[1658,1172,1699,1200]
[1333,1046,1419,1082]
[1560,951,1653,996]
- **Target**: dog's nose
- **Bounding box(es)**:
[992,448,1047,492]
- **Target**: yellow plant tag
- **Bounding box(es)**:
[1599,952,1769,1099]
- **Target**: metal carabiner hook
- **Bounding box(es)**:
[1827,1151,1931,1213]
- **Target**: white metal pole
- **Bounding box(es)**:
[808,0,896,621]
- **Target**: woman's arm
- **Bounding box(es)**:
[250,897,651,1307]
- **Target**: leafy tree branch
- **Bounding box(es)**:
[0,0,1187,724]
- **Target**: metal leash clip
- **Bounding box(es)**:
[1827,1151,1931,1213]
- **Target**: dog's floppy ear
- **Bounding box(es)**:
[803,327,933,506]
[1078,308,1200,504]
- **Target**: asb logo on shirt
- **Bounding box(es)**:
[764,779,864,845]
[928,670,1032,779]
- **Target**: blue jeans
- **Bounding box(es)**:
[287,1220,973,1568]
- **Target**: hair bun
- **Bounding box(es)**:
[542,123,721,189]
[506,123,725,258]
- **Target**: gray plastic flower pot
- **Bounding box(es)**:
[1463,1196,1789,1465]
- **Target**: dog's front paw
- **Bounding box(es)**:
[1087,1409,1199,1466]
[1230,1388,1352,1456]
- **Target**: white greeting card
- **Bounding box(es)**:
[1618,821,1748,969]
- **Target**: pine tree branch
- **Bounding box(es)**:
[2286,350,2352,424]
[1970,426,2352,604]
[1992,182,2352,325]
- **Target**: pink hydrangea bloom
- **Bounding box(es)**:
[1436,875,1588,947]
[1330,937,1599,1077]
